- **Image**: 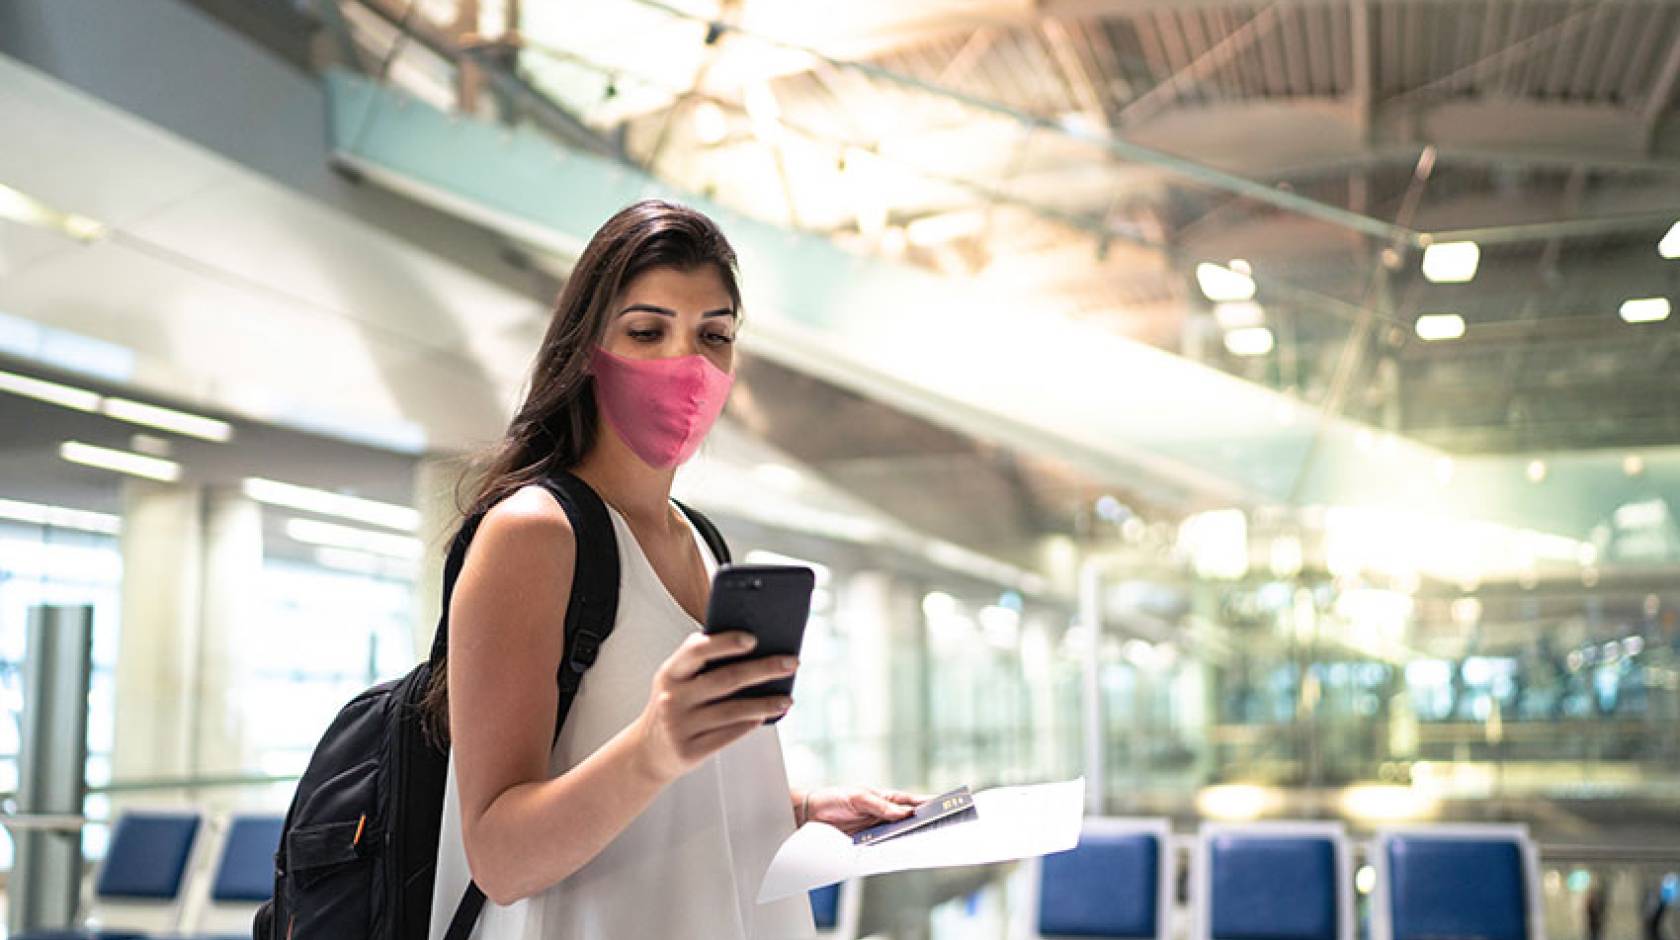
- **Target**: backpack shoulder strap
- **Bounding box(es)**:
[536,470,620,742]
[435,469,620,940]
[428,472,621,733]
[672,499,731,567]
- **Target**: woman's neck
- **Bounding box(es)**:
[571,421,679,532]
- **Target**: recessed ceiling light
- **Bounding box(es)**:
[1619,297,1671,324]
[1223,326,1274,356]
[1414,313,1466,341]
[1526,460,1546,483]
[1421,240,1480,283]
[1197,262,1256,302]
[59,440,181,482]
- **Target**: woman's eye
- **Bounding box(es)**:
[628,328,662,342]
[704,332,735,346]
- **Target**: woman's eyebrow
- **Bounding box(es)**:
[616,303,736,319]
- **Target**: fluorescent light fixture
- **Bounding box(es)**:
[1196,262,1255,302]
[0,183,108,242]
[244,477,419,531]
[60,440,181,482]
[1213,301,1264,330]
[0,368,232,442]
[0,497,122,534]
[1660,221,1680,259]
[0,368,100,411]
[1421,240,1479,283]
[0,184,54,228]
[1414,313,1466,341]
[692,100,728,145]
[1619,297,1671,323]
[101,397,232,442]
[284,517,421,559]
[1223,326,1274,356]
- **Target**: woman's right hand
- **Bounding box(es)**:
[630,631,797,783]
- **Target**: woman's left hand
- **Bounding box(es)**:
[800,786,925,835]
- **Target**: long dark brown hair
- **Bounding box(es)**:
[421,199,742,745]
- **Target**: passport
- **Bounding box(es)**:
[851,786,978,846]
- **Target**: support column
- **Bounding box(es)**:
[112,481,203,783]
[112,481,263,787]
[194,487,264,775]
[10,605,93,935]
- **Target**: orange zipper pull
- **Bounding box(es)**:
[352,814,367,847]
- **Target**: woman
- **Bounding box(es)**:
[426,200,918,939]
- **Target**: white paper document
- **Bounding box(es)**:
[757,778,1085,902]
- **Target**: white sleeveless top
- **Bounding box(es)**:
[429,503,816,940]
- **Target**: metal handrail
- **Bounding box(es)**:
[0,771,303,809]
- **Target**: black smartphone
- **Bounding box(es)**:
[701,563,815,722]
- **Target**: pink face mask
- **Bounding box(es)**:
[590,347,734,468]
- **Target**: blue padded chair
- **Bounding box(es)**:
[809,878,861,939]
[173,813,284,938]
[1372,825,1544,940]
[1193,822,1353,940]
[1024,817,1173,940]
[16,809,204,940]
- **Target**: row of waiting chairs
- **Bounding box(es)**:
[16,809,282,940]
[45,811,1539,940]
[811,820,1543,940]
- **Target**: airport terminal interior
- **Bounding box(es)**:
[1,0,1679,937]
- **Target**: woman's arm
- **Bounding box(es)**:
[449,485,797,905]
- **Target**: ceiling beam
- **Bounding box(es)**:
[1114,2,1283,126]
[622,0,1418,244]
[1644,35,1680,148]
[1347,0,1374,138]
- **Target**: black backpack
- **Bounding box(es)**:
[254,470,731,940]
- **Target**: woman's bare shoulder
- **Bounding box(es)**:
[467,483,577,569]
